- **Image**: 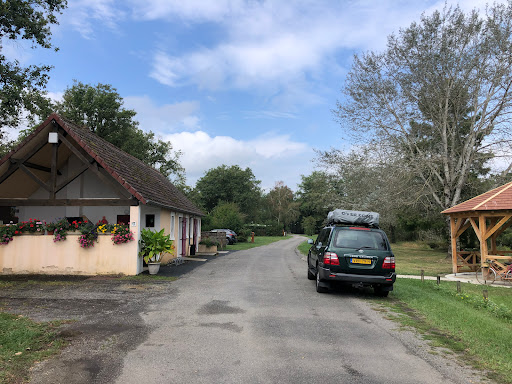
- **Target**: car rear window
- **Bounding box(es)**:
[333,229,388,250]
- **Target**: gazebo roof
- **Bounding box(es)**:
[442,181,512,214]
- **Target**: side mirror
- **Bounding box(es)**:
[307,239,314,244]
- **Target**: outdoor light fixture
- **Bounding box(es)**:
[48,132,58,144]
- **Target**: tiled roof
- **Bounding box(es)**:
[8,113,202,215]
[442,182,512,214]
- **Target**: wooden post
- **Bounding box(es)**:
[457,281,461,293]
[437,275,441,285]
[479,214,488,267]
[420,269,424,282]
[450,217,458,274]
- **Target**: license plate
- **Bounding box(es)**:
[350,258,371,265]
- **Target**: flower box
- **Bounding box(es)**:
[198,244,217,253]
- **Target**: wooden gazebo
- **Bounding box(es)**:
[442,182,512,273]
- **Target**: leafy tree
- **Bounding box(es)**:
[265,181,299,231]
[210,202,245,234]
[334,3,512,212]
[0,0,67,128]
[296,171,342,231]
[53,81,185,183]
[194,165,261,221]
[302,216,317,236]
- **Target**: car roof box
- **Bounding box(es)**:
[327,209,380,228]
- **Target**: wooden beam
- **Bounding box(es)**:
[24,161,62,175]
[54,163,89,193]
[496,219,512,237]
[50,140,59,199]
[450,217,458,274]
[0,198,138,206]
[0,138,48,184]
[469,217,481,241]
[479,215,488,264]
[484,215,511,240]
[58,133,92,165]
[455,219,471,239]
[19,163,51,192]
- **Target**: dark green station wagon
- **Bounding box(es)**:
[307,224,396,296]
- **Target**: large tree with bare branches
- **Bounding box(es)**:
[334,2,512,212]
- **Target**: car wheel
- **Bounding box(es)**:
[307,256,315,280]
[374,287,389,297]
[316,268,328,293]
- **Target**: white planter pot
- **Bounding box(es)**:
[148,262,161,275]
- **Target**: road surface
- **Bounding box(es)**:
[114,235,486,384]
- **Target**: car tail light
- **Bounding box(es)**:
[382,256,395,270]
[323,252,340,265]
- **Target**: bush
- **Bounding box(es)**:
[237,228,251,242]
[199,238,218,247]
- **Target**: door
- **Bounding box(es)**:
[181,217,187,256]
[310,228,331,268]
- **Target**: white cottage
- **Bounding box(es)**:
[0,113,203,275]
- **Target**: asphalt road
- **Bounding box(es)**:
[113,236,487,384]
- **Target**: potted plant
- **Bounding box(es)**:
[52,218,70,242]
[77,222,99,248]
[139,228,174,275]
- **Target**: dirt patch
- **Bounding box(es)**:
[0,275,178,383]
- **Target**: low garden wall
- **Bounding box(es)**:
[0,233,141,275]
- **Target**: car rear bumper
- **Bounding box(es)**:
[319,267,396,287]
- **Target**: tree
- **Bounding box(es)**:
[334,3,512,212]
[210,202,245,234]
[53,81,185,183]
[302,216,316,236]
[0,0,67,128]
[296,171,342,231]
[265,181,299,231]
[194,165,261,221]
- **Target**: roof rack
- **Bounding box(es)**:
[326,209,380,228]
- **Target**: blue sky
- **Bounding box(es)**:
[5,0,494,191]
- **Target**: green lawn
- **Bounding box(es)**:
[0,313,67,384]
[392,242,452,276]
[382,279,512,383]
[225,235,292,251]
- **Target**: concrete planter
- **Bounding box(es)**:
[198,244,217,253]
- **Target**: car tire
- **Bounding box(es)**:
[316,268,328,293]
[307,257,315,280]
[374,287,389,297]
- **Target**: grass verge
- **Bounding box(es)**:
[224,235,292,251]
[378,279,512,383]
[0,313,68,384]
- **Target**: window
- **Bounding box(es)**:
[145,214,155,228]
[171,215,175,239]
[334,229,388,250]
[117,215,130,225]
[316,228,331,246]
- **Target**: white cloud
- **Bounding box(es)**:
[146,0,499,95]
[166,130,312,190]
[62,0,125,39]
[123,96,201,133]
